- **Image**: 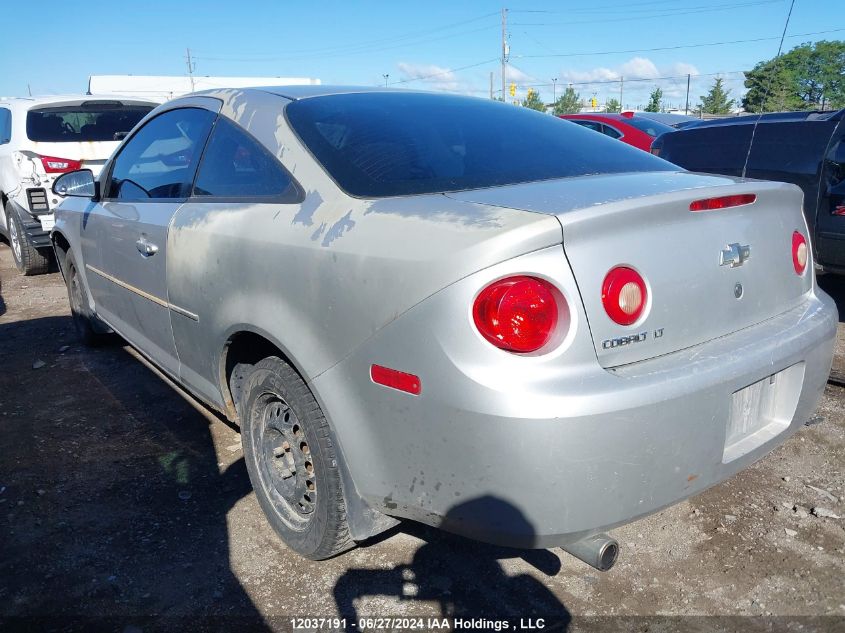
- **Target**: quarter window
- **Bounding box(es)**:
[107,108,215,200]
[0,108,11,144]
[193,116,298,200]
[601,124,622,139]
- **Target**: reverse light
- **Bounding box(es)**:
[370,365,421,396]
[40,155,82,174]
[473,276,559,353]
[689,194,756,212]
[792,231,808,275]
[602,266,647,326]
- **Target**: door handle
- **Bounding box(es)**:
[136,236,159,257]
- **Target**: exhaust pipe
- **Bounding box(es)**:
[560,533,619,571]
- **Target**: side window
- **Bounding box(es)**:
[572,120,602,133]
[193,116,299,200]
[0,108,11,144]
[601,124,622,139]
[107,108,215,201]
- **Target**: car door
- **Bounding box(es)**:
[84,100,219,376]
[814,131,845,269]
[167,114,304,406]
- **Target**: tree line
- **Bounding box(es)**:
[515,39,843,115]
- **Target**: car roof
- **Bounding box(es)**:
[194,85,423,102]
[682,109,844,129]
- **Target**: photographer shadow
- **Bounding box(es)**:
[334,497,571,629]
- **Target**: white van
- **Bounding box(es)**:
[0,95,157,274]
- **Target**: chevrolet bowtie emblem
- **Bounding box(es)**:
[720,243,751,268]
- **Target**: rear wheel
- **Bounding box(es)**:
[6,203,50,276]
[239,356,354,559]
[65,250,112,346]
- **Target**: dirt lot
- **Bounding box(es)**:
[1,243,843,632]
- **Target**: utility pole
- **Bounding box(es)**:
[186,48,196,92]
[619,77,624,111]
[489,72,493,99]
[685,74,691,115]
[501,7,508,105]
[552,78,558,104]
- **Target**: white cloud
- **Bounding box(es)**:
[396,62,463,92]
[619,57,660,79]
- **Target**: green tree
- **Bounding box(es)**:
[522,88,546,112]
[743,40,845,112]
[605,97,621,113]
[553,86,581,115]
[698,77,736,114]
[645,87,663,112]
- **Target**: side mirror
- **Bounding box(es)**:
[52,169,98,199]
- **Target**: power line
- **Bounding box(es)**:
[513,28,845,60]
[390,58,499,85]
[511,0,785,27]
[523,69,748,89]
[193,12,499,63]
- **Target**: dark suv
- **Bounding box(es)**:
[651,110,845,273]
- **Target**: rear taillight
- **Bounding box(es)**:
[472,276,559,353]
[792,231,808,275]
[689,194,756,212]
[602,266,647,326]
[39,155,82,174]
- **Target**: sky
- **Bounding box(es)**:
[1,0,842,111]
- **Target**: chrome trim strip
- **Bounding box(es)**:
[85,264,199,322]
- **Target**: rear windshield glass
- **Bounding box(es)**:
[286,93,676,197]
[26,103,153,142]
[625,117,675,138]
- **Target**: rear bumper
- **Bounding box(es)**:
[7,199,52,249]
[315,289,837,548]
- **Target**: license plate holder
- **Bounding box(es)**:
[723,363,804,463]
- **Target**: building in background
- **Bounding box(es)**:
[88,75,321,103]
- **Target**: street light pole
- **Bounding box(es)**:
[552,78,558,104]
[383,74,389,87]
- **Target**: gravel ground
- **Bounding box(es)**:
[0,243,843,633]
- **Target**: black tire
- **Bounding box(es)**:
[239,356,354,559]
[64,250,112,346]
[6,203,50,276]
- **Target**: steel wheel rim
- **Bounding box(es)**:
[9,216,22,261]
[254,393,316,526]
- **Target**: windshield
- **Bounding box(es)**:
[26,102,153,142]
[286,92,676,197]
[625,117,676,138]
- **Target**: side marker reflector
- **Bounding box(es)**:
[371,364,421,396]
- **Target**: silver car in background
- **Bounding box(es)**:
[50,87,836,567]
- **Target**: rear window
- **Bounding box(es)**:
[625,117,675,138]
[286,93,675,197]
[26,102,153,142]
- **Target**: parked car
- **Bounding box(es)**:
[558,112,675,151]
[651,109,845,273]
[51,87,836,567]
[0,95,157,274]
[628,110,699,128]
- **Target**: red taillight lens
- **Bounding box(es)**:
[602,266,647,326]
[473,276,559,353]
[689,194,756,212]
[40,155,82,174]
[792,231,808,275]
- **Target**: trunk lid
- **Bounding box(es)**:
[447,171,812,367]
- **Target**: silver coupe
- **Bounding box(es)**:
[50,87,837,569]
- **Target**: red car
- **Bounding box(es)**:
[558,112,674,152]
